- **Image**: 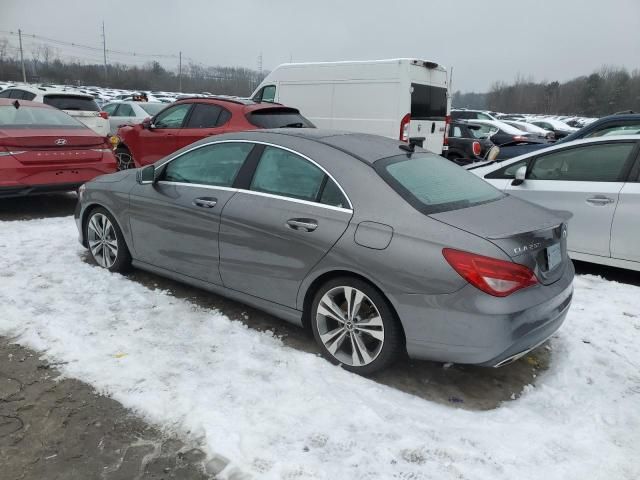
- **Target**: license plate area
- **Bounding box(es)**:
[546,243,562,271]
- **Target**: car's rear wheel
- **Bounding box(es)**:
[114,147,134,170]
[85,207,131,272]
[310,277,403,374]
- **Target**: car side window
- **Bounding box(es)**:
[451,126,463,137]
[161,142,254,187]
[102,103,118,115]
[22,91,36,101]
[530,143,636,182]
[250,146,325,201]
[153,103,191,128]
[254,85,276,103]
[115,103,135,117]
[184,104,224,128]
[485,159,530,179]
[319,178,349,208]
[0,90,11,98]
[9,90,25,99]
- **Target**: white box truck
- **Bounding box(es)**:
[251,58,450,154]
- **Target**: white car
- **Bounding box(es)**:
[468,135,640,271]
[101,101,167,135]
[502,120,555,141]
[0,86,110,137]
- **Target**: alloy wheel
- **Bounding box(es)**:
[315,286,385,367]
[87,213,118,269]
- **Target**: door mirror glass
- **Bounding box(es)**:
[137,165,155,184]
[511,165,527,186]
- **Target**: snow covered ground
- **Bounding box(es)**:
[1,216,639,480]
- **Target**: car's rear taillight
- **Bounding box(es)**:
[472,141,481,156]
[443,248,537,297]
[443,114,451,146]
[99,111,109,119]
[399,113,410,142]
[513,135,527,142]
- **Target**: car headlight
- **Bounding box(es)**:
[78,184,86,201]
[109,135,120,149]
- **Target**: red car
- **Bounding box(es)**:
[112,96,313,169]
[0,99,117,197]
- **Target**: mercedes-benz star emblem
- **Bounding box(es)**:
[55,138,67,145]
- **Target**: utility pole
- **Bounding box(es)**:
[101,21,107,83]
[18,29,26,83]
[178,51,182,92]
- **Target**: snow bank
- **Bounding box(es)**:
[1,217,638,479]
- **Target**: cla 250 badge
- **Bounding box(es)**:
[514,242,542,254]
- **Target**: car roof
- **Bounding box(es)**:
[5,85,94,98]
[245,129,418,164]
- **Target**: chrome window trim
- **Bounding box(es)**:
[156,139,354,210]
[155,181,352,214]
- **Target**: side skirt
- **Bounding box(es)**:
[131,259,305,327]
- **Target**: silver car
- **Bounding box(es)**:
[102,101,167,135]
[75,130,574,374]
[469,135,640,272]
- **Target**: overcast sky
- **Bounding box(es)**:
[2,0,639,92]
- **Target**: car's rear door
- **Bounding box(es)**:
[128,141,256,284]
[136,103,192,165]
[176,103,231,150]
[504,141,637,258]
[610,145,640,264]
[409,83,448,154]
[219,145,353,308]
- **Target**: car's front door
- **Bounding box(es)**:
[505,141,637,258]
[219,145,353,308]
[135,103,192,165]
[128,141,256,283]
[176,103,231,150]
[610,152,640,263]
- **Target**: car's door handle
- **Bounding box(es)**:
[586,196,615,206]
[193,197,217,208]
[286,218,318,232]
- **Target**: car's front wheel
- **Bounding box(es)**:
[85,207,131,272]
[310,277,403,374]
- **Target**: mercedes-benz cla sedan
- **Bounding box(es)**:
[75,129,574,374]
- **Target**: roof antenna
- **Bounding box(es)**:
[12,100,20,109]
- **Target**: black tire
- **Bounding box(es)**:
[85,207,131,273]
[114,146,135,170]
[310,276,404,375]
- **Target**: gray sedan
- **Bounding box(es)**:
[469,135,640,272]
[75,130,574,374]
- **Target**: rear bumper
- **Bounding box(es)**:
[395,260,574,366]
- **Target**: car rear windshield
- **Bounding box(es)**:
[43,95,100,112]
[139,103,166,115]
[376,153,504,214]
[411,84,448,120]
[247,108,314,128]
[0,105,84,128]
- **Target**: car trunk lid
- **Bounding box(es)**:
[431,195,571,285]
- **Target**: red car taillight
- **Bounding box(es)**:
[513,135,527,142]
[443,114,451,146]
[99,111,109,119]
[443,248,538,297]
[472,141,481,156]
[399,113,410,142]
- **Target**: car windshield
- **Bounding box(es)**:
[376,153,505,214]
[469,124,498,139]
[139,103,166,115]
[43,95,100,112]
[248,109,314,128]
[0,105,84,128]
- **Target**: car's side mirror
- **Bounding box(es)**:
[137,165,155,184]
[511,165,527,186]
[142,117,154,130]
